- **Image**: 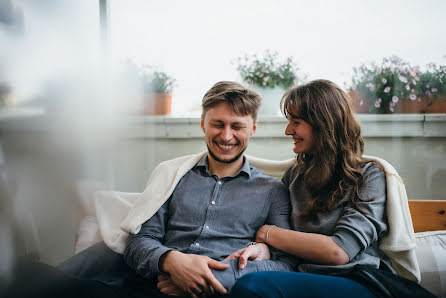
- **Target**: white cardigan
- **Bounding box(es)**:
[93,152,420,282]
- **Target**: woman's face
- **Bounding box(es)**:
[284,108,316,154]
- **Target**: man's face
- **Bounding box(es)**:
[201,102,257,164]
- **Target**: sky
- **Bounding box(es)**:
[109,0,446,112]
[1,0,446,113]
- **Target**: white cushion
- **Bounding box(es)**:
[415,230,446,297]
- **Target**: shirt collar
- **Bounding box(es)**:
[196,154,252,178]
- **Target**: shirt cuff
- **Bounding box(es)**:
[330,230,363,261]
[150,247,175,275]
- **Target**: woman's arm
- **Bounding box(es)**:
[256,225,349,266]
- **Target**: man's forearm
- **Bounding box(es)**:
[124,234,173,278]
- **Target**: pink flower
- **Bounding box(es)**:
[410,94,416,100]
[405,84,410,91]
[392,96,399,103]
[384,86,391,93]
[376,68,382,75]
[366,83,375,90]
[389,106,394,112]
[390,101,395,107]
[377,98,382,103]
[374,101,381,108]
[412,79,416,85]
[399,75,408,83]
[415,76,420,81]
[382,78,387,84]
[426,90,432,96]
[410,71,417,77]
[432,88,438,93]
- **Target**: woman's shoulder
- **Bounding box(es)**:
[362,161,385,178]
[282,163,300,184]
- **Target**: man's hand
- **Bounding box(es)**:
[224,243,270,269]
[161,251,229,297]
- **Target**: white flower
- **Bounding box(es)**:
[405,84,410,91]
[412,79,417,85]
[375,101,381,108]
[389,106,394,112]
[377,98,382,103]
[382,78,387,84]
[409,94,416,101]
[399,75,408,83]
[384,86,391,93]
[392,96,399,103]
[432,88,438,93]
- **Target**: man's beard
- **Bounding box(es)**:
[207,144,246,164]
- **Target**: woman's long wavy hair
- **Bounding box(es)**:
[281,79,381,217]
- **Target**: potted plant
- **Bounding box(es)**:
[235,50,305,115]
[124,60,177,115]
[140,68,177,115]
[348,56,446,114]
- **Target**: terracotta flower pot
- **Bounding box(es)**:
[143,93,172,115]
[348,91,370,113]
[349,91,446,114]
[426,96,446,113]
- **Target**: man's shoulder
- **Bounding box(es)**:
[154,152,206,170]
[249,166,285,186]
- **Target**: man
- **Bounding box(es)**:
[121,81,295,296]
[4,81,294,298]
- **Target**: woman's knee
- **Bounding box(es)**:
[230,272,284,297]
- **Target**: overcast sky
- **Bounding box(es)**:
[1,0,446,113]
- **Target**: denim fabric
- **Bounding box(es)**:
[229,271,376,298]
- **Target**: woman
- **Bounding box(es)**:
[228,80,432,298]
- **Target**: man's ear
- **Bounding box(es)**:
[251,120,258,136]
[201,116,205,133]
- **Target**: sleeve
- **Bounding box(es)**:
[123,198,173,279]
[212,181,299,292]
[330,163,388,260]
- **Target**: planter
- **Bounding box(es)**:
[348,91,446,114]
[250,86,285,116]
[143,93,172,115]
[348,91,370,113]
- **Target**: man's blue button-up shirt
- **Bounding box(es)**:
[124,155,296,291]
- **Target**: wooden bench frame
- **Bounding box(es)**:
[409,200,446,232]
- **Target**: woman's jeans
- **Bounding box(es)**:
[229,271,376,298]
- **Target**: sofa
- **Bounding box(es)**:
[71,155,446,297]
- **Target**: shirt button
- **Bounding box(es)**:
[211,201,216,205]
[217,181,222,185]
[205,225,209,229]
[195,243,200,246]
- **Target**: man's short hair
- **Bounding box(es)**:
[201,81,262,122]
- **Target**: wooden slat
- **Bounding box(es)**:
[408,200,446,232]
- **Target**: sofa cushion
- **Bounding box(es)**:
[415,230,446,297]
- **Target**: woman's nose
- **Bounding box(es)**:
[285,122,293,135]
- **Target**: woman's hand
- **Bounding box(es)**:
[224,243,270,269]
